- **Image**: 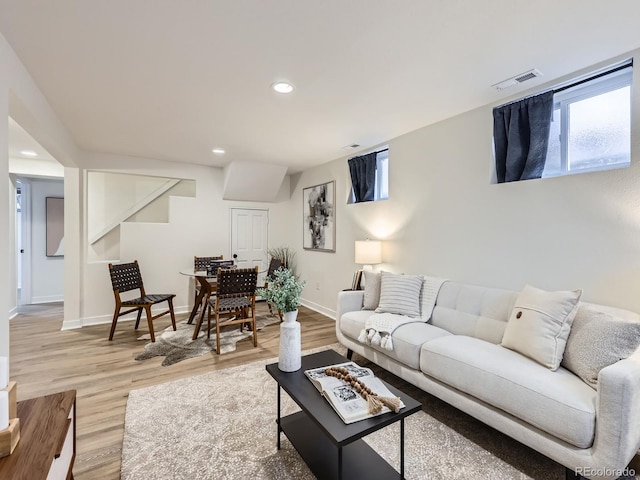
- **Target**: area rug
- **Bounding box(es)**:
[134,313,280,366]
[121,345,586,480]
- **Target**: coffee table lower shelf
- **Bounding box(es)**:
[281,411,401,480]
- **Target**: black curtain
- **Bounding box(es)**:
[493,91,554,183]
[348,152,377,202]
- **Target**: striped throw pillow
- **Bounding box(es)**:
[375,272,423,318]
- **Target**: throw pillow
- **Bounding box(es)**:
[562,306,640,389]
[362,270,382,310]
[375,272,423,318]
[501,284,582,370]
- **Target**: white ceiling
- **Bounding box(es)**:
[1,1,640,172]
[8,116,57,163]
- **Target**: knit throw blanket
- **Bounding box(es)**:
[358,276,447,352]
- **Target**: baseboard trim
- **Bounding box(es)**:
[31,295,64,304]
[8,307,18,320]
[61,319,83,330]
[63,305,191,330]
[299,298,335,320]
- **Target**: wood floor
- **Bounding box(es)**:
[9,302,338,479]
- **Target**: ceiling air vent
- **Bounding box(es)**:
[492,69,543,90]
[342,144,361,150]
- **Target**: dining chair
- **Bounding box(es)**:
[264,257,284,321]
[108,260,176,342]
[193,255,223,303]
[207,266,259,354]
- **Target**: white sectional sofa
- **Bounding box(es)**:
[336,279,640,479]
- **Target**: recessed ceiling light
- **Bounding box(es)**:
[20,150,38,157]
[212,148,226,155]
[272,82,294,94]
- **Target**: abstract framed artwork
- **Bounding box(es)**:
[303,180,335,252]
[46,197,64,257]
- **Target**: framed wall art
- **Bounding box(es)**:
[303,180,335,252]
[46,197,64,257]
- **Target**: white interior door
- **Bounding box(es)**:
[230,208,268,284]
[17,180,31,306]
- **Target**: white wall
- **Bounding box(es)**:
[29,178,64,303]
[295,49,640,317]
[0,31,81,365]
[73,152,293,328]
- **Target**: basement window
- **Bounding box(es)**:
[348,147,389,203]
[543,64,632,177]
[493,60,632,183]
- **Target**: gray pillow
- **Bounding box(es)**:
[562,306,640,389]
[375,272,423,318]
[362,270,381,310]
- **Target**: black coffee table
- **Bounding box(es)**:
[265,349,422,480]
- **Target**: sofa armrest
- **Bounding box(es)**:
[592,355,640,469]
[336,290,364,322]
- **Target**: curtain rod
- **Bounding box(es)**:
[350,148,388,159]
[495,59,633,109]
[553,60,632,94]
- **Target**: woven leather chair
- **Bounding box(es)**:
[193,255,223,303]
[108,260,176,342]
[208,266,259,354]
[264,257,284,321]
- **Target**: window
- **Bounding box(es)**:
[373,149,389,200]
[543,64,632,177]
[348,147,389,203]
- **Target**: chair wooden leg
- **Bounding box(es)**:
[278,309,283,322]
[215,312,221,354]
[144,305,155,342]
[252,308,258,347]
[168,298,177,331]
[207,306,211,339]
[134,308,142,330]
[108,309,120,341]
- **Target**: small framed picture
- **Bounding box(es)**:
[303,180,335,252]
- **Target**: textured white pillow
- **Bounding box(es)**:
[562,306,640,389]
[362,270,382,310]
[501,284,582,370]
[375,272,423,318]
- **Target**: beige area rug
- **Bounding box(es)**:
[120,344,606,479]
[134,313,280,366]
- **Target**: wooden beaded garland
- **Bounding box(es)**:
[324,367,402,414]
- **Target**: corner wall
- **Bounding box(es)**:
[29,178,64,303]
[295,49,640,317]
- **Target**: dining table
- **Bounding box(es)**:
[179,269,217,340]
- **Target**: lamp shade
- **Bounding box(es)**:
[355,240,382,265]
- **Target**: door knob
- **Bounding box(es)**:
[233,254,238,259]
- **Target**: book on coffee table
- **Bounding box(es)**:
[304,361,405,424]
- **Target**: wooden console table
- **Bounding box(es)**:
[0,390,76,480]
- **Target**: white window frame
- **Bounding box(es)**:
[545,66,632,177]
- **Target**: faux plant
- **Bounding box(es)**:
[257,268,306,313]
[267,245,297,277]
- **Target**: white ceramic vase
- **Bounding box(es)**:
[278,309,301,372]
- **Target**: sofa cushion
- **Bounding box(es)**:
[420,335,596,448]
[431,282,517,343]
[562,305,640,389]
[340,310,452,369]
[501,284,582,370]
[362,270,381,310]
